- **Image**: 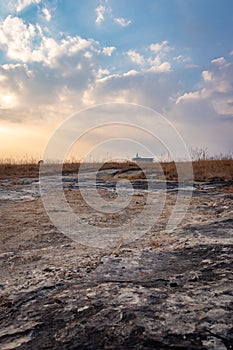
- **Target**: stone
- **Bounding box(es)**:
[0,176,232,349]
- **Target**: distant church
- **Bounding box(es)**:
[132,153,154,162]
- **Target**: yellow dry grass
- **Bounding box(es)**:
[0,159,232,182]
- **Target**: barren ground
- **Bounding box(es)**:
[0,171,232,349]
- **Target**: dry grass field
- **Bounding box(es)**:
[0,159,232,182]
[160,159,233,182]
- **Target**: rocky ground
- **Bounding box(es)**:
[0,173,232,349]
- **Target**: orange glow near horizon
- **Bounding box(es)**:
[0,123,50,160]
[0,122,92,162]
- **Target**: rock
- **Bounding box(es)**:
[0,178,233,349]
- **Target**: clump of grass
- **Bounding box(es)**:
[0,156,39,179]
[0,163,39,179]
[160,161,178,181]
[192,159,233,182]
[160,159,233,182]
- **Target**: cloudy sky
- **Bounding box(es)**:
[0,0,233,160]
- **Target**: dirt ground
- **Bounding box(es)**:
[0,176,232,349]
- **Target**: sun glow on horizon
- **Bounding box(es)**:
[0,94,18,109]
[0,123,51,159]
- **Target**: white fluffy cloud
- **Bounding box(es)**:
[42,8,51,22]
[0,61,91,124]
[176,56,233,116]
[150,41,171,55]
[0,26,177,123]
[114,17,131,27]
[82,67,182,112]
[211,56,227,66]
[171,56,233,152]
[0,16,36,63]
[125,42,172,72]
[173,55,190,63]
[16,0,41,12]
[82,53,233,153]
[173,55,193,67]
[0,16,102,122]
[0,16,99,67]
[126,50,144,65]
[102,46,116,56]
[95,1,132,28]
[95,4,107,24]
[148,61,171,72]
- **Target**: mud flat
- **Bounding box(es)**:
[0,172,232,349]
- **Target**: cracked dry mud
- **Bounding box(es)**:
[0,175,232,350]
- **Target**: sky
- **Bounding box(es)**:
[0,0,233,161]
